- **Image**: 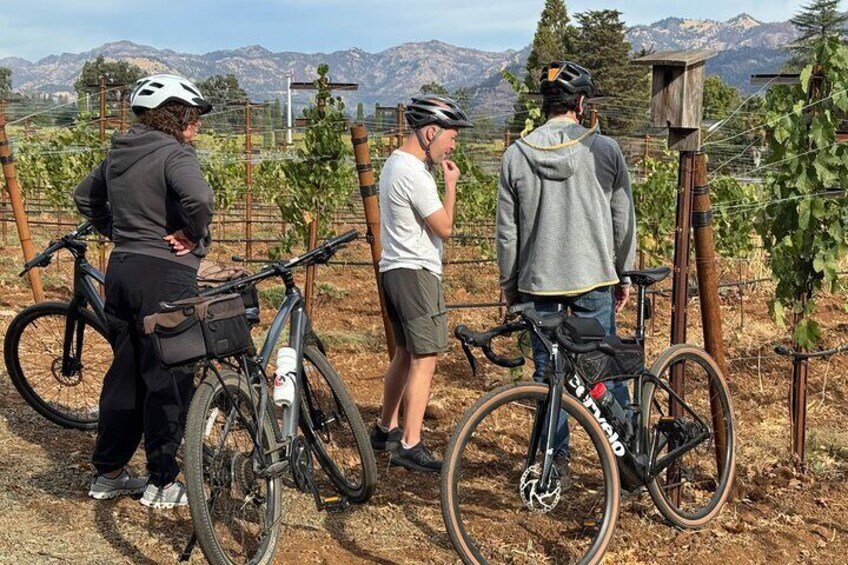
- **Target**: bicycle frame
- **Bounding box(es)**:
[525,320,712,489]
[508,282,714,492]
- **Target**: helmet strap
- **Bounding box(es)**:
[414,126,444,171]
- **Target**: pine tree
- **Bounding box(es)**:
[790,0,848,62]
[0,67,11,99]
[524,0,578,91]
[510,0,578,132]
[574,9,650,135]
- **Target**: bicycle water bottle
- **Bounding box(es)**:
[273,347,297,407]
[589,382,628,430]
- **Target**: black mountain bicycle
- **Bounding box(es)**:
[4,221,108,429]
[441,267,736,564]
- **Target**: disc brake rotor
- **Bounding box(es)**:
[519,463,562,514]
[51,357,83,386]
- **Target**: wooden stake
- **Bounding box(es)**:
[245,101,253,260]
[304,218,318,317]
[350,124,395,359]
[0,102,45,302]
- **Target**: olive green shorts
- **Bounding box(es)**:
[380,268,448,355]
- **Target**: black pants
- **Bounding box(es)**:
[92,252,197,486]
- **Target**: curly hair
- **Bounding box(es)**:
[135,102,201,143]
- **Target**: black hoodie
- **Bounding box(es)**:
[74,124,214,269]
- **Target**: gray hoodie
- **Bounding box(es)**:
[496,118,636,303]
[74,124,214,269]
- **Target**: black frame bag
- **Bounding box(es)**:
[143,294,254,367]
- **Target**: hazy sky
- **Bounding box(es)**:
[1,0,806,61]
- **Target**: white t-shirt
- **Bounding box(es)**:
[378,150,444,275]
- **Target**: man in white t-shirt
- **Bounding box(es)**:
[371,95,473,473]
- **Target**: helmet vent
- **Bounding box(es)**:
[181,83,201,96]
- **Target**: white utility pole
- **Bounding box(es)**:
[286,71,293,145]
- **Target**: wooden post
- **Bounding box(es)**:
[503,129,511,150]
[790,293,810,472]
[304,218,318,317]
[99,77,107,142]
[97,77,107,277]
[692,152,729,477]
[119,90,128,133]
[245,101,253,260]
[350,124,396,359]
[396,103,405,149]
[0,102,45,302]
[589,108,598,129]
[789,65,823,472]
[666,149,696,507]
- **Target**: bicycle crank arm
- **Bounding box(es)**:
[256,459,289,479]
[297,456,349,512]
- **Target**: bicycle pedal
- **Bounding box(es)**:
[320,495,349,512]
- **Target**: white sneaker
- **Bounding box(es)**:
[140,480,189,509]
[88,469,148,500]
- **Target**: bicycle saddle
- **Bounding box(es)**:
[620,267,671,287]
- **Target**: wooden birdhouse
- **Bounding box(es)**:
[632,49,715,151]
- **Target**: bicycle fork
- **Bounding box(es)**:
[526,344,566,492]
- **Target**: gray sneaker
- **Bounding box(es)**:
[88,469,148,500]
[140,481,189,509]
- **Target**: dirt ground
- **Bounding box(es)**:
[1,224,847,564]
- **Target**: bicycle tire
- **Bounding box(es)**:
[641,344,736,529]
[298,345,377,503]
[4,301,109,430]
[185,369,283,565]
[441,382,620,565]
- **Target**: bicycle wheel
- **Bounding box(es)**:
[297,345,376,503]
[3,301,109,430]
[441,382,620,565]
[641,344,736,529]
[185,369,283,565]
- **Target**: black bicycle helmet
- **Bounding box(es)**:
[404,95,474,130]
[539,61,595,99]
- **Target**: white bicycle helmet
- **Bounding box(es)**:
[130,74,212,116]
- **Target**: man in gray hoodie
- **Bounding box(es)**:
[496,61,636,466]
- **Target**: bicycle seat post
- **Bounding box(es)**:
[634,282,648,343]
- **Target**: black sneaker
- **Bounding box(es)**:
[389,441,442,473]
[370,424,403,452]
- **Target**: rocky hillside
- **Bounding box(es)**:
[0,14,797,113]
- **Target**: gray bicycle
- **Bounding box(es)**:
[180,229,377,565]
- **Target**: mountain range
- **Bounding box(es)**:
[0,13,797,116]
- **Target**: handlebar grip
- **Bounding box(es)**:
[330,229,358,247]
[455,324,490,347]
[482,346,525,368]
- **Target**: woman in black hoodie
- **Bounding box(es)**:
[74,73,214,508]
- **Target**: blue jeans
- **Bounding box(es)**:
[524,287,630,459]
